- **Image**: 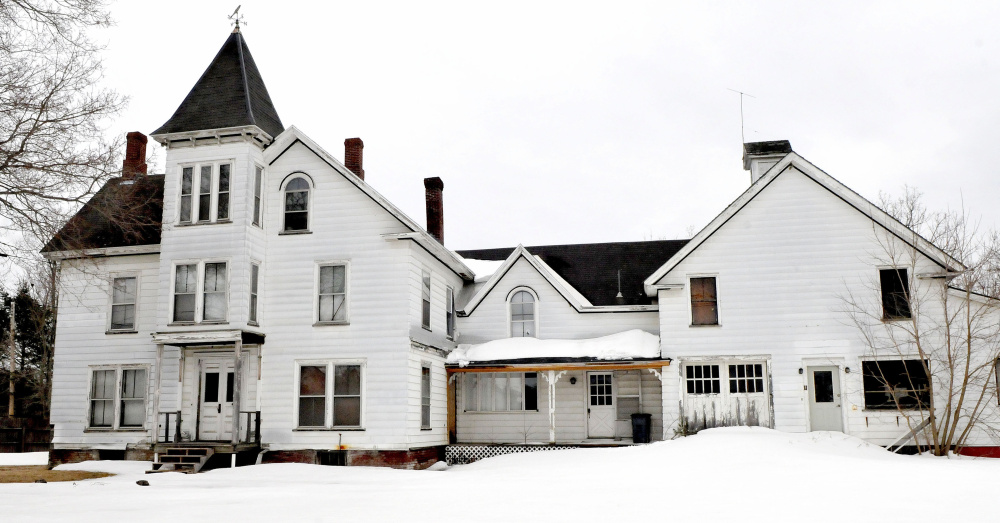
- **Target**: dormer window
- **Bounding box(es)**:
[179,162,232,224]
[509,288,536,337]
[283,177,310,232]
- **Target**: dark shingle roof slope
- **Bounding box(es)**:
[42,175,164,253]
[457,240,689,306]
[151,30,284,138]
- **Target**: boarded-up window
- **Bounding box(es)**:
[690,277,718,325]
[685,364,720,394]
[862,360,930,410]
[880,268,911,320]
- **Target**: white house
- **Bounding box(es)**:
[42,28,1000,470]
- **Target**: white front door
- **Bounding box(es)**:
[808,366,843,432]
[587,372,615,438]
[198,359,235,441]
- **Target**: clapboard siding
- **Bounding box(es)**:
[656,167,951,443]
[457,256,659,344]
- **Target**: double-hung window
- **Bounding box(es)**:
[421,365,432,429]
[89,366,147,429]
[463,372,538,412]
[446,287,455,339]
[283,177,310,232]
[249,263,260,325]
[179,162,232,224]
[317,264,348,324]
[509,289,535,337]
[252,165,263,226]
[421,271,432,330]
[172,262,228,323]
[297,362,364,428]
[109,276,137,331]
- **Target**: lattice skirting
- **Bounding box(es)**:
[445,445,579,465]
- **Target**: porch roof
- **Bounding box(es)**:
[445,357,670,373]
[151,329,265,346]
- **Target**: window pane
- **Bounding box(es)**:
[300,366,326,396]
[218,164,230,191]
[204,372,220,403]
[121,369,146,399]
[92,370,115,399]
[863,359,930,409]
[333,397,361,426]
[332,295,346,322]
[173,294,195,322]
[204,263,226,292]
[284,212,307,231]
[479,373,494,411]
[91,400,113,427]
[287,177,309,191]
[226,372,234,403]
[319,295,333,322]
[524,373,538,410]
[692,303,718,325]
[298,397,325,426]
[121,400,144,427]
[494,373,508,411]
[421,367,431,400]
[198,195,211,222]
[175,265,197,293]
[464,374,478,411]
[509,374,522,410]
[113,277,136,303]
[217,194,230,220]
[111,304,135,330]
[814,371,834,403]
[180,196,192,223]
[334,365,361,395]
[204,293,226,321]
[285,191,308,211]
[253,166,262,225]
[880,269,911,319]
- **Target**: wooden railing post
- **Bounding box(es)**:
[174,410,181,443]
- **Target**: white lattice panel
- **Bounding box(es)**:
[445,445,578,465]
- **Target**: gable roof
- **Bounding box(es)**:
[151,30,284,139]
[643,152,965,295]
[265,126,474,281]
[458,240,688,308]
[41,175,164,254]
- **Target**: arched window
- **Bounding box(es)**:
[509,289,536,337]
[284,177,310,231]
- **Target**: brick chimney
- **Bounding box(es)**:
[743,140,792,184]
[344,138,364,180]
[424,177,444,244]
[122,131,148,180]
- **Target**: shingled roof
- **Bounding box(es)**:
[42,175,164,253]
[457,240,689,306]
[151,29,284,138]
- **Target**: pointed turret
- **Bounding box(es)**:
[152,29,284,140]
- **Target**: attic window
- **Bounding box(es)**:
[880,268,911,320]
[284,177,310,232]
[509,289,536,337]
[690,277,718,325]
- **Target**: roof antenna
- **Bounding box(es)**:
[229,5,245,33]
[727,88,755,144]
[615,270,625,305]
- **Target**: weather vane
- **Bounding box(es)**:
[229,5,246,31]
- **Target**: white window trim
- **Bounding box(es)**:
[314,260,350,325]
[506,286,539,338]
[280,173,313,234]
[252,164,264,228]
[420,362,432,430]
[249,261,261,326]
[177,160,235,225]
[86,364,149,431]
[446,286,456,340]
[294,360,366,430]
[106,272,140,333]
[421,269,432,331]
[687,273,721,327]
[169,259,231,325]
[681,358,769,398]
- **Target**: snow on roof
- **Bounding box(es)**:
[447,329,660,366]
[457,257,505,283]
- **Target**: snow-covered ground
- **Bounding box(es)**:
[1,428,998,522]
[0,451,47,466]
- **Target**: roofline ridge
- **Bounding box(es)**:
[234,32,256,127]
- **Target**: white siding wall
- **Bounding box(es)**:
[656,167,950,444]
[51,254,162,449]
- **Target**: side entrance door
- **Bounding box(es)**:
[808,366,843,432]
[587,372,615,438]
[198,358,235,441]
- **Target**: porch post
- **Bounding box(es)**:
[447,371,457,444]
[153,343,164,443]
[231,338,243,446]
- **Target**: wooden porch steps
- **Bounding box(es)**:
[148,447,214,474]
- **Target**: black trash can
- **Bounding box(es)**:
[630,413,652,443]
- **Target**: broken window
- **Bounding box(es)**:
[728,363,764,393]
[463,372,538,411]
[690,277,718,325]
[862,359,930,410]
[318,264,348,323]
[880,268,911,320]
[685,364,720,394]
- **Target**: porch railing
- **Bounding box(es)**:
[239,411,261,445]
[158,411,182,443]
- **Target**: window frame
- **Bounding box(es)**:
[420,364,432,429]
[177,161,234,225]
[861,358,931,411]
[107,273,139,333]
[87,365,149,431]
[281,174,312,233]
[462,372,539,412]
[879,267,912,320]
[252,164,264,227]
[421,270,432,331]
[507,287,538,338]
[170,260,230,325]
[689,275,720,326]
[294,360,366,430]
[249,262,260,326]
[446,286,456,339]
[682,359,769,399]
[314,261,350,325]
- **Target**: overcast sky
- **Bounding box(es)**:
[98,1,1000,251]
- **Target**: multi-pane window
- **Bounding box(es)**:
[690,277,718,325]
[110,276,137,331]
[421,271,431,330]
[318,264,347,323]
[173,264,197,322]
[862,359,930,410]
[178,162,232,224]
[284,177,310,231]
[463,372,538,412]
[880,268,911,320]
[728,364,764,393]
[685,364,721,394]
[510,290,535,337]
[252,165,263,226]
[446,287,456,339]
[89,367,147,429]
[203,262,227,321]
[421,366,431,429]
[589,373,613,406]
[249,263,260,324]
[297,363,363,428]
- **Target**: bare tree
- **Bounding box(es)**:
[0,0,126,256]
[843,186,1000,456]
